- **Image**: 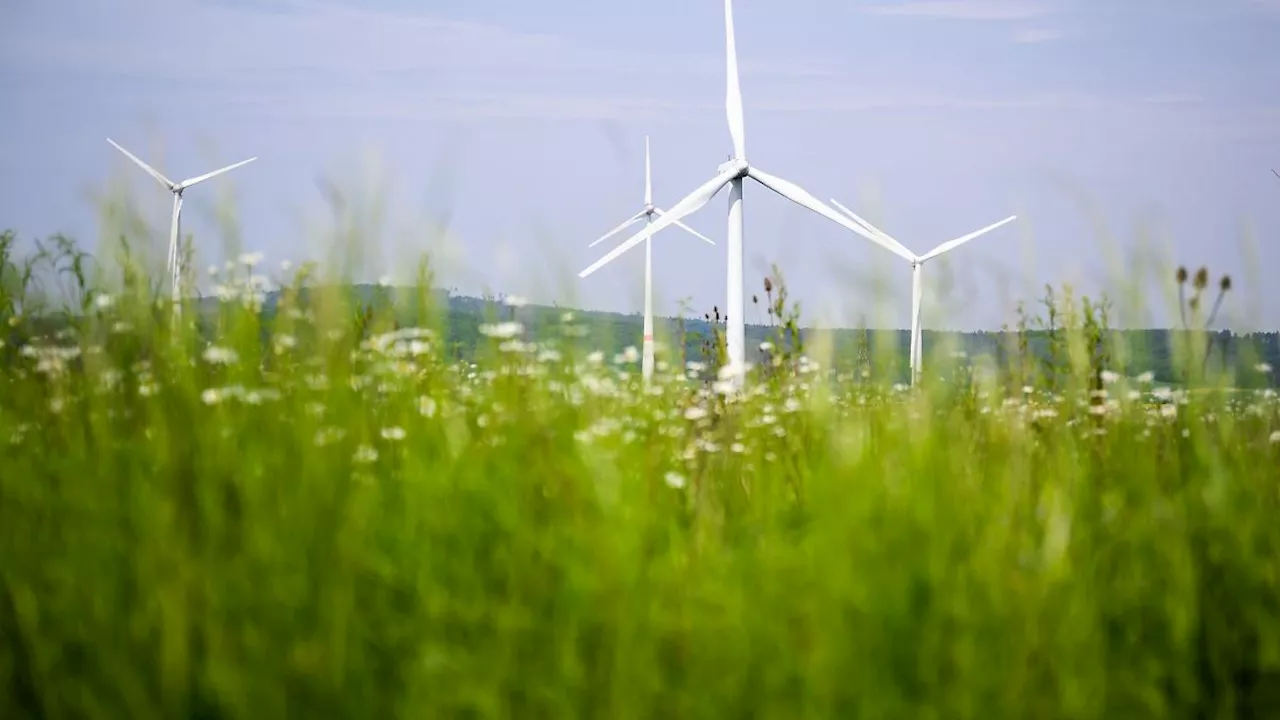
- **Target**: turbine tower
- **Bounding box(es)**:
[107,138,256,313]
[579,0,911,386]
[583,136,715,381]
[830,198,1016,385]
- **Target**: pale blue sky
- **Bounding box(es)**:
[2,0,1278,330]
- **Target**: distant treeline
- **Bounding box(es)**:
[6,283,1277,388]
[313,286,1280,388]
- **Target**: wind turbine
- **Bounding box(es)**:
[579,0,912,386]
[584,136,715,381]
[107,138,256,310]
[829,198,1016,385]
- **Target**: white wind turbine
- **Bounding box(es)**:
[107,138,257,311]
[578,0,912,386]
[584,135,715,381]
[829,198,1016,385]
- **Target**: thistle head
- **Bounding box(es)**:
[1194,266,1209,291]
[763,276,773,294]
[1176,266,1188,284]
[1220,275,1232,292]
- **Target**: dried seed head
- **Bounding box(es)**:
[1176,266,1188,284]
[1220,275,1232,292]
[1194,266,1209,290]
[763,277,773,293]
[752,294,758,305]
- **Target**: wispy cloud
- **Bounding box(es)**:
[858,0,1058,21]
[1010,27,1063,43]
[1,0,834,85]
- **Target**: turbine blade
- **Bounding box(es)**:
[178,156,257,189]
[654,208,715,245]
[580,169,736,279]
[747,167,916,262]
[829,197,916,259]
[919,215,1017,263]
[644,135,653,206]
[587,211,648,249]
[724,0,746,159]
[107,138,174,190]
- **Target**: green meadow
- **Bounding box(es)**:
[2,222,1279,719]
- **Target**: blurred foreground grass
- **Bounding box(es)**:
[2,229,1280,720]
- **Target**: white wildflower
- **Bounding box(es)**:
[238,252,264,268]
[353,444,379,463]
[664,471,686,489]
[478,322,523,339]
[586,350,605,365]
[1269,431,1280,444]
[418,396,438,418]
[1100,370,1120,384]
[1257,362,1273,374]
[684,406,708,421]
[712,380,736,395]
[380,426,406,441]
[1137,371,1155,384]
[201,388,222,405]
[202,346,239,365]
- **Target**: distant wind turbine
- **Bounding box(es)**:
[578,0,911,386]
[829,198,1016,385]
[107,138,256,311]
[583,135,715,381]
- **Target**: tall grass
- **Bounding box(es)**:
[2,225,1280,719]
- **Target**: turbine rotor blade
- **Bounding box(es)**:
[655,208,716,245]
[107,138,175,190]
[580,169,737,279]
[724,0,746,160]
[587,211,648,249]
[644,135,653,206]
[829,197,916,259]
[178,157,257,190]
[919,215,1018,263]
[746,167,916,262]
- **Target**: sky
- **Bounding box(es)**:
[1,0,1278,331]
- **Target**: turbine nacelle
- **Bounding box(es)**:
[717,158,749,177]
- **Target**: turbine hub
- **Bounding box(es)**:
[717,158,748,176]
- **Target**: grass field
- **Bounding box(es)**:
[3,234,1280,719]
